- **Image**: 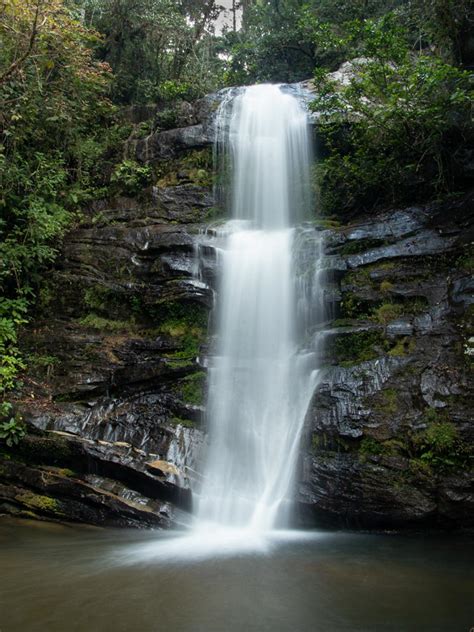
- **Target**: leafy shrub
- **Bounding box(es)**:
[312,14,473,215]
[422,422,458,454]
[359,436,384,458]
[110,160,152,195]
[155,108,179,131]
[411,409,472,471]
[158,80,192,102]
[0,403,25,447]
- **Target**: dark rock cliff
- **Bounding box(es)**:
[1,93,472,531]
[298,196,474,530]
[0,98,219,528]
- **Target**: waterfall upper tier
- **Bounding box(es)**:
[215,84,313,229]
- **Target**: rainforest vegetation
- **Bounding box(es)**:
[0,0,473,436]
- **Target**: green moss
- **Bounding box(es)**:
[355,260,396,273]
[388,336,416,357]
[150,301,208,329]
[155,148,214,188]
[179,371,206,406]
[16,492,64,515]
[358,435,408,462]
[160,320,201,338]
[150,302,208,366]
[311,217,342,230]
[16,435,73,464]
[311,434,321,453]
[338,238,387,256]
[380,280,394,294]
[344,267,372,287]
[311,433,330,453]
[382,438,407,455]
[371,297,429,324]
[311,432,353,455]
[372,388,398,415]
[333,330,384,366]
[169,416,195,429]
[340,291,372,319]
[83,284,137,317]
[373,302,403,324]
[204,206,225,221]
[78,314,135,332]
[163,330,203,367]
[331,318,354,328]
[57,468,75,477]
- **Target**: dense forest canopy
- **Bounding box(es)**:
[0,0,473,437]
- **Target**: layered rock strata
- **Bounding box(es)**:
[1,91,472,531]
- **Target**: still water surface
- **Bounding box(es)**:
[0,519,472,632]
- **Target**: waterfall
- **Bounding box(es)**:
[195,84,320,534]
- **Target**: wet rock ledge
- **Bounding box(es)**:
[1,98,219,528]
[297,193,474,531]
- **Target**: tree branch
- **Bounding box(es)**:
[0,0,43,86]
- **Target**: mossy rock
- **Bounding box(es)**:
[338,238,388,256]
[178,371,207,406]
[15,492,65,516]
[333,329,384,366]
[169,416,195,429]
[14,434,74,466]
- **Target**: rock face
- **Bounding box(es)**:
[1,430,179,528]
[133,93,221,161]
[297,194,474,530]
[1,117,217,527]
[1,92,472,532]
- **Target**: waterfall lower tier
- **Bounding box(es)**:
[196,227,318,531]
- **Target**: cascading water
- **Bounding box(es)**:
[195,84,320,535]
[128,84,325,560]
